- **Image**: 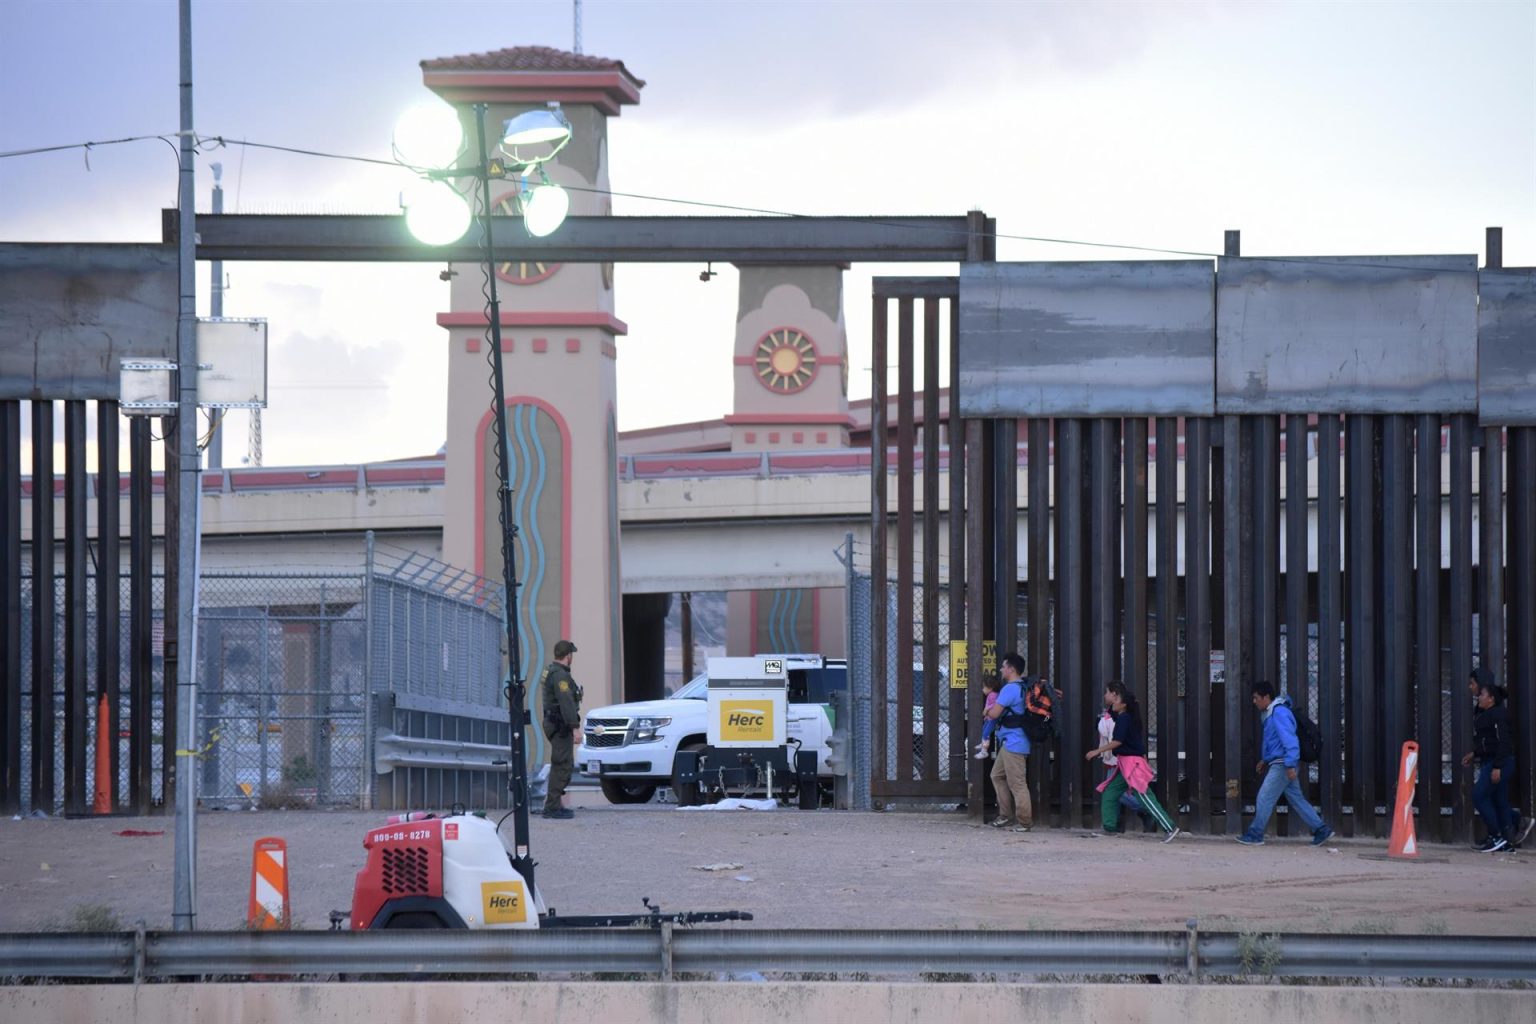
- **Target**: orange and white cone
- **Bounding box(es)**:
[1387,741,1419,859]
[247,837,291,929]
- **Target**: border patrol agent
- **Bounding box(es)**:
[539,639,582,819]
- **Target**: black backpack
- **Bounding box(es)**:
[1295,711,1322,764]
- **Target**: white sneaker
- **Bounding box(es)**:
[1162,828,1183,844]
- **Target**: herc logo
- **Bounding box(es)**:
[720,701,773,741]
[481,881,528,924]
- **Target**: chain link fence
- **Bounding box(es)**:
[16,574,167,814]
[195,572,367,808]
[845,547,955,811]
[14,536,506,814]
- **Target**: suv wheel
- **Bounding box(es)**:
[599,778,658,804]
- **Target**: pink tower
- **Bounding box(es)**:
[726,266,851,656]
[424,47,642,719]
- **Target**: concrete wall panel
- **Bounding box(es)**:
[4,981,1528,1024]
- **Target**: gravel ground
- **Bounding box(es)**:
[2,790,1531,934]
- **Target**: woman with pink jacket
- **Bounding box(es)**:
[1085,680,1182,843]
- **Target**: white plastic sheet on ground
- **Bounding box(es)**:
[677,798,778,811]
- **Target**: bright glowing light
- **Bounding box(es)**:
[520,183,570,237]
[392,103,464,168]
[403,180,472,245]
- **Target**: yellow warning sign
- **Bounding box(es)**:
[948,640,997,690]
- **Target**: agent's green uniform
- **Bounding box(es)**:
[539,661,581,812]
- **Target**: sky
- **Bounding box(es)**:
[2,0,1533,469]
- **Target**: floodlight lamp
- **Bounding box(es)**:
[402,179,472,246]
[500,103,572,166]
[519,172,570,238]
[393,102,466,169]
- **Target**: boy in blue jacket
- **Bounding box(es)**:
[1237,680,1334,846]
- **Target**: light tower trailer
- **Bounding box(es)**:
[672,656,821,809]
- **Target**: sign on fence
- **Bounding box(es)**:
[947,640,996,690]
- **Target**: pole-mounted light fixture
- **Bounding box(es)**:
[394,100,573,246]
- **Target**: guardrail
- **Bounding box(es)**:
[2,929,1531,983]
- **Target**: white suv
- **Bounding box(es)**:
[577,655,847,804]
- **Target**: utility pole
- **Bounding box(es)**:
[172,0,200,932]
[573,0,583,54]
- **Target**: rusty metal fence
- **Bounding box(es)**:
[868,247,1535,843]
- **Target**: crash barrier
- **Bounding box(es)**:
[245,837,291,930]
[1389,741,1421,859]
[1,928,1531,983]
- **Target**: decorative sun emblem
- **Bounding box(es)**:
[754,328,818,393]
[491,194,561,284]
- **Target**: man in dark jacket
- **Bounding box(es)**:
[538,640,582,820]
[1237,680,1333,847]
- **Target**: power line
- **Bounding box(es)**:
[1,130,1497,274]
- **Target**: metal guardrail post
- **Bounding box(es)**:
[659,921,674,982]
[133,921,146,984]
[1186,918,1200,982]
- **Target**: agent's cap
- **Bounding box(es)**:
[554,639,578,658]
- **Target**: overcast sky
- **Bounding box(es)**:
[2,0,1533,468]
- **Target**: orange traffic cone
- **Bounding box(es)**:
[92,694,111,814]
[1387,741,1420,859]
[247,837,291,929]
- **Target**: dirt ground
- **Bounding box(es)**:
[2,789,1530,935]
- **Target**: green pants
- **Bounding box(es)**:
[1101,772,1177,834]
[545,729,574,812]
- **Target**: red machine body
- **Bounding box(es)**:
[351,818,455,930]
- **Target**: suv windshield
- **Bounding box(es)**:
[671,674,709,700]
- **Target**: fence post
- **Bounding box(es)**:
[361,531,375,810]
[841,532,858,811]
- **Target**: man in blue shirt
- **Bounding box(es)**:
[1237,680,1333,846]
[983,652,1033,832]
